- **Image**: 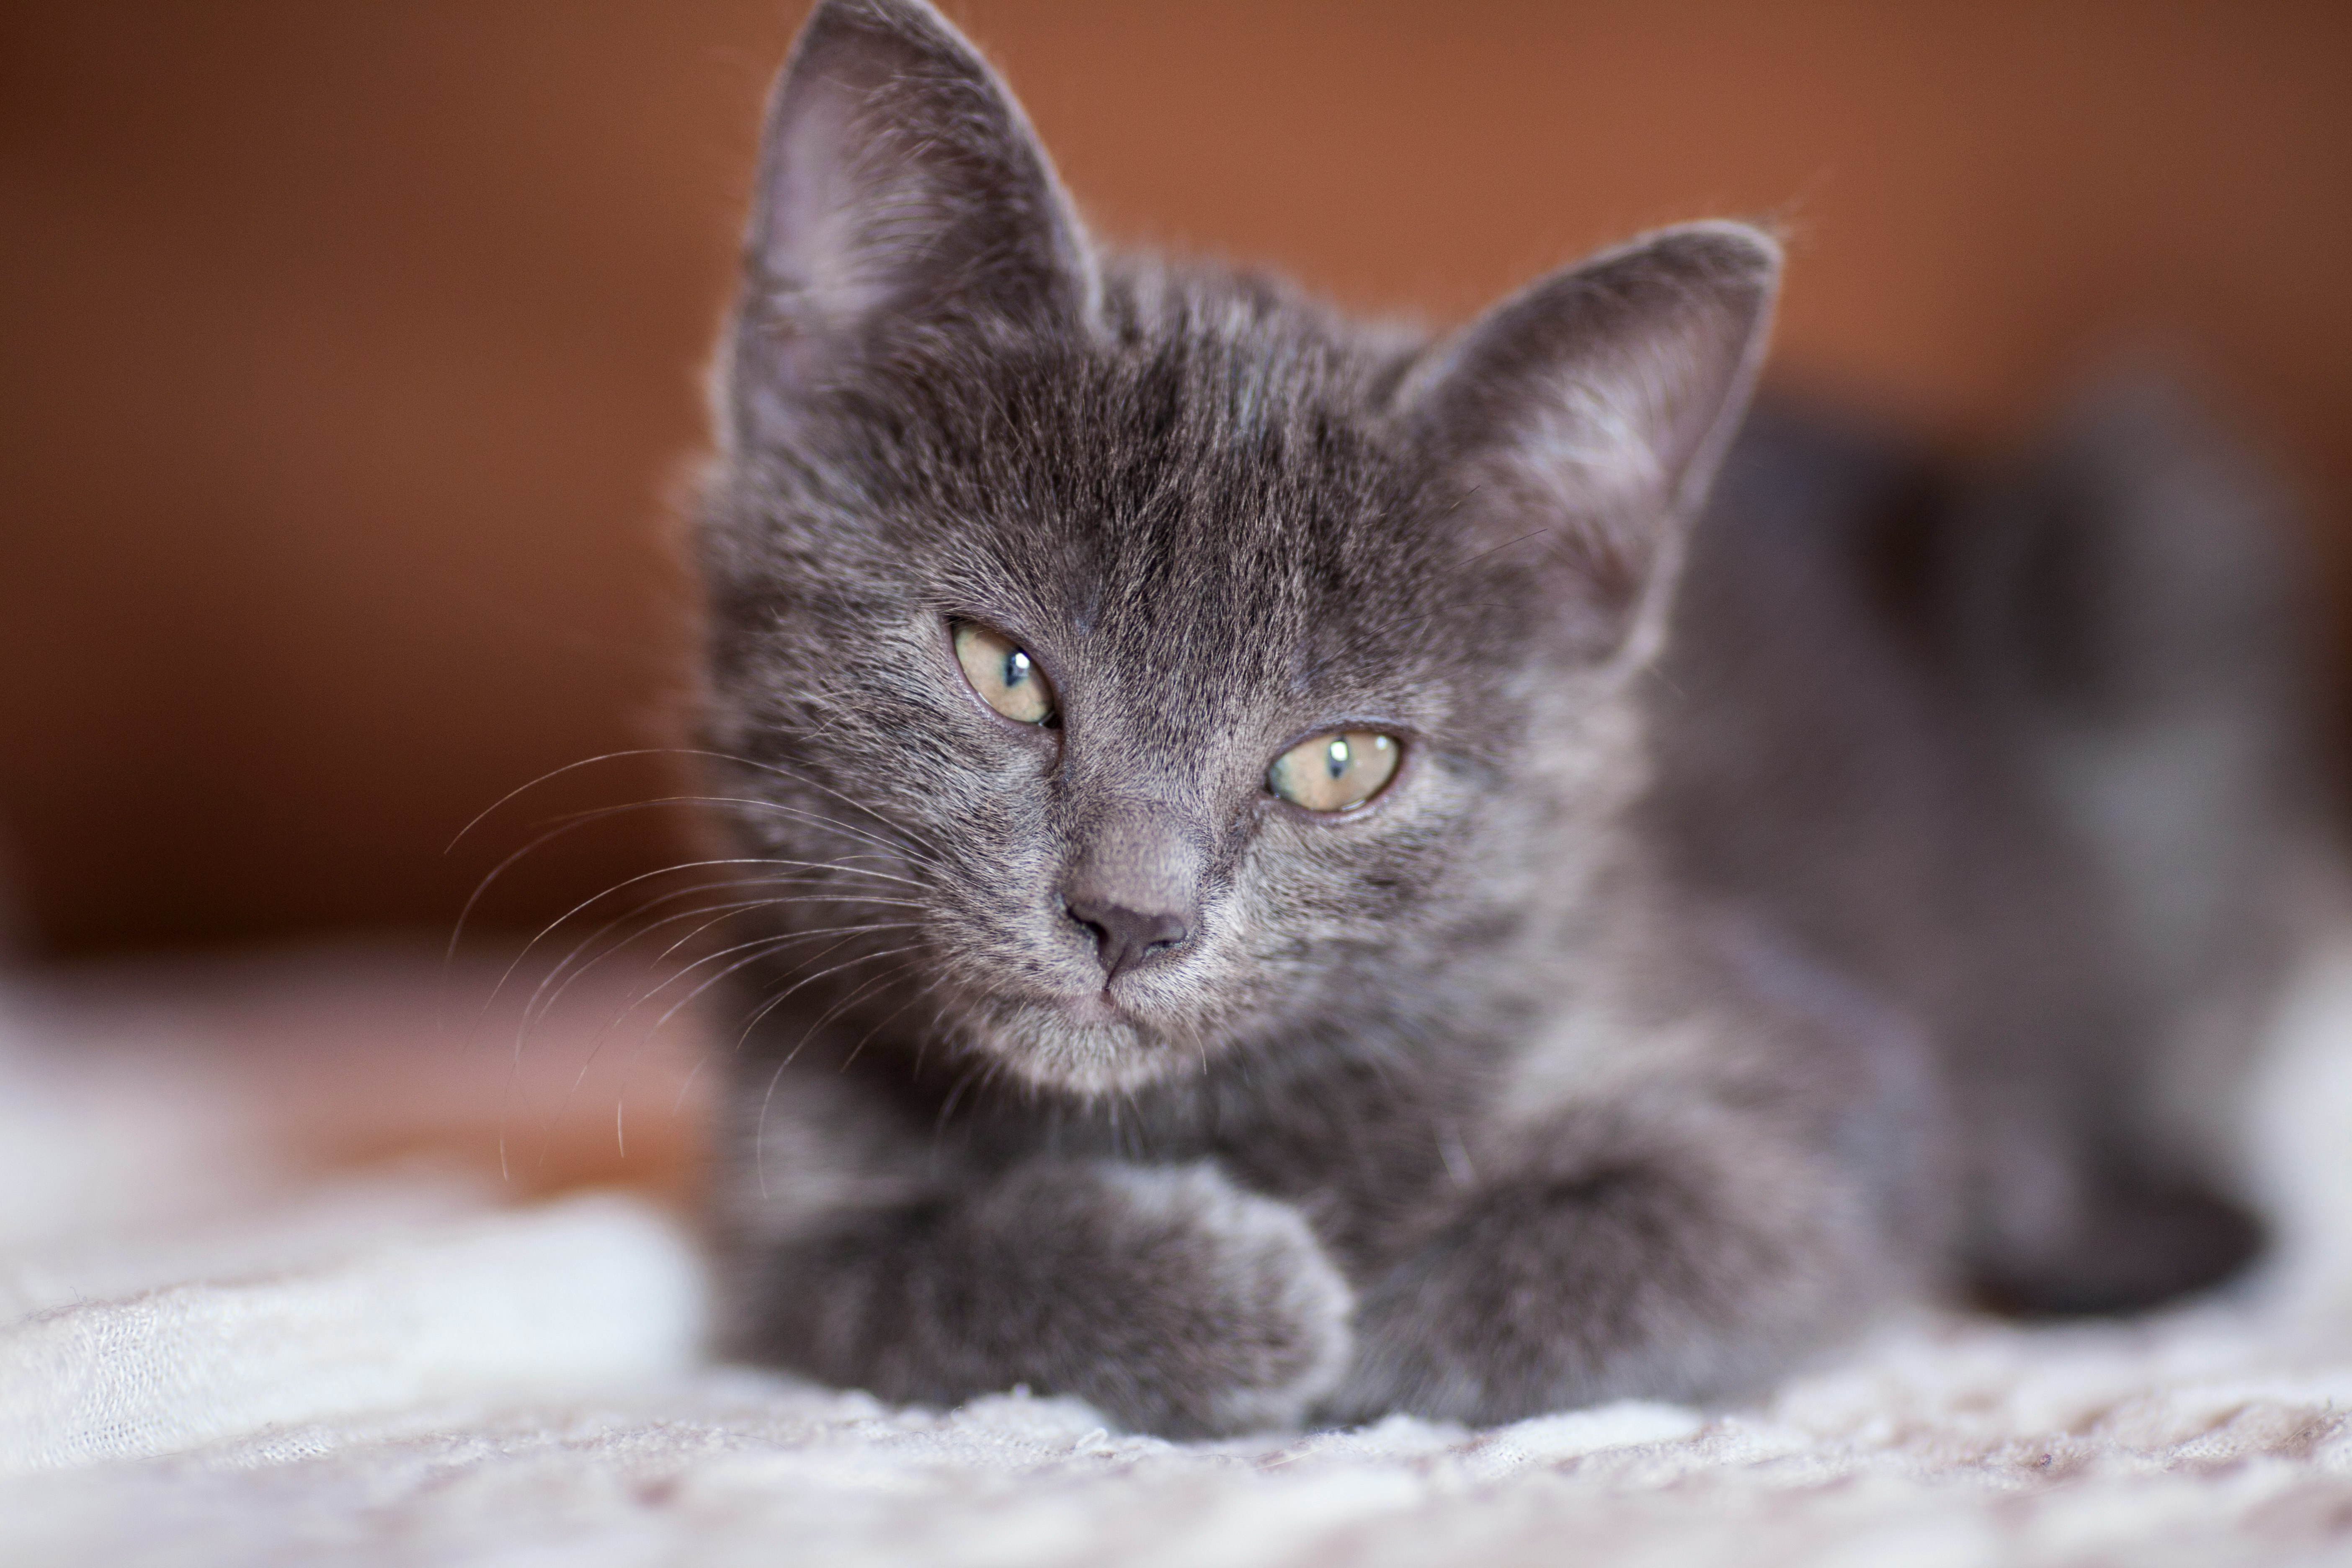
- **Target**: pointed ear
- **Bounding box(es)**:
[726,0,1098,445]
[1400,222,1780,662]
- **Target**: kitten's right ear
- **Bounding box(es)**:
[726,0,1098,446]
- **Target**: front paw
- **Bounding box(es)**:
[1317,1148,1875,1426]
[983,1161,1354,1437]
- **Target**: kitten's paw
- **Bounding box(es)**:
[990,1161,1354,1437]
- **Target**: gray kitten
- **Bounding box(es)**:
[691,0,2314,1435]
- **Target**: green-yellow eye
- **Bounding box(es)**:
[953,621,1057,726]
[1267,730,1400,813]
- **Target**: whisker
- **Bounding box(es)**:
[670,1049,709,1119]
[446,745,961,1181]
[517,881,926,1047]
[447,745,944,865]
[792,960,922,1066]
[449,807,924,1015]
[626,922,925,1046]
[514,872,819,1019]
[754,954,925,1198]
[838,972,945,1073]
[524,792,941,872]
[701,745,955,863]
[485,875,914,1177]
[520,869,922,1029]
[603,922,929,1099]
[734,941,930,1051]
[459,851,926,1057]
[934,1060,990,1136]
[533,920,926,1163]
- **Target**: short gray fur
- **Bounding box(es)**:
[692,0,2323,1436]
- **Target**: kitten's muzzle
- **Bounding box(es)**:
[1059,800,1206,986]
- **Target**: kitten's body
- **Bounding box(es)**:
[1652,397,2306,1315]
[696,0,2313,1434]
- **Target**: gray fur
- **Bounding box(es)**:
[691,0,2311,1433]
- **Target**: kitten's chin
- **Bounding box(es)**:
[963,994,1191,1098]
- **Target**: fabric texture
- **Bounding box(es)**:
[4,942,2352,1567]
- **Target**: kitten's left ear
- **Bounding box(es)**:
[726,0,1098,446]
[1400,222,1781,663]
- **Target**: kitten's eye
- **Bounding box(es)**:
[953,621,1058,726]
[1267,730,1400,813]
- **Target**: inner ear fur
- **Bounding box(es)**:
[728,0,1099,445]
[1400,222,1782,662]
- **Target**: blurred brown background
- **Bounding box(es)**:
[5,0,2349,962]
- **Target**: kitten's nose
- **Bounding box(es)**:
[1063,894,1191,985]
[1060,800,1203,986]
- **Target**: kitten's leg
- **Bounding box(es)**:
[730,1152,1354,1438]
[1967,1163,2265,1316]
[1324,1105,1899,1426]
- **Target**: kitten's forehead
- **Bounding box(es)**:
[906,270,1455,695]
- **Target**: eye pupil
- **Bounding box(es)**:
[1004,650,1030,687]
[1325,739,1349,779]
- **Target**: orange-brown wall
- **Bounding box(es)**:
[4,1,2348,958]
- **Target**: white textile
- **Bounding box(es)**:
[3,944,2351,1567]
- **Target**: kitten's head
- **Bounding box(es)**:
[696,0,1776,1096]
